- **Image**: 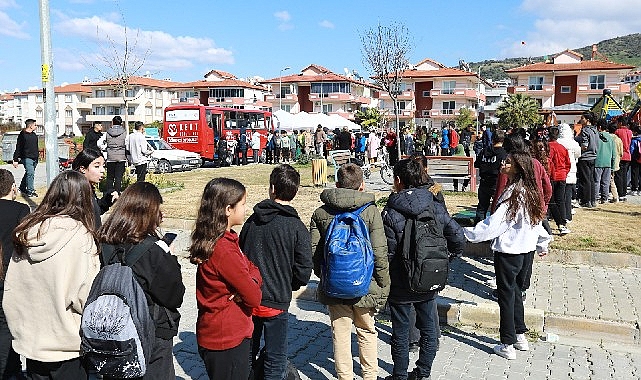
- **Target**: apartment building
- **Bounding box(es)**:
[262,64,377,120]
[177,69,271,110]
[0,93,19,125]
[505,49,634,108]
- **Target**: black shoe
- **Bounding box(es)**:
[408,369,431,380]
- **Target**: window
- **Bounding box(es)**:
[36,94,43,102]
[36,110,43,117]
[422,109,430,117]
[65,94,72,102]
[155,108,162,116]
[442,101,455,114]
[96,90,105,98]
[311,82,351,94]
[281,104,291,112]
[395,101,406,114]
[442,81,456,94]
[125,89,136,97]
[528,76,544,91]
[65,110,72,118]
[145,89,152,98]
[590,75,605,90]
[145,107,152,116]
[209,88,245,99]
[560,86,571,93]
[182,91,197,99]
[587,96,600,105]
[128,107,136,115]
[423,90,430,97]
[113,89,122,97]
[95,107,106,115]
[65,125,73,135]
[322,104,333,114]
[107,106,115,115]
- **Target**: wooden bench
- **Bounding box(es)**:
[327,150,352,180]
[426,156,477,192]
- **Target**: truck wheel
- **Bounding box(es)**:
[157,159,172,174]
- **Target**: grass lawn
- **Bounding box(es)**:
[156,163,641,255]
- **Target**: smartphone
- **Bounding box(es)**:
[161,232,177,245]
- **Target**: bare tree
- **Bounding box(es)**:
[360,22,412,158]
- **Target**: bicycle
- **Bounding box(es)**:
[361,146,393,185]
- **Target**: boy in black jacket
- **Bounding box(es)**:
[240,164,312,380]
[474,130,507,224]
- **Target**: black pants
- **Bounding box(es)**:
[274,148,281,164]
[476,178,497,223]
[549,180,566,226]
[105,161,126,192]
[494,251,532,345]
[577,159,595,204]
[135,163,147,182]
[564,184,575,222]
[615,160,630,197]
[0,307,20,379]
[266,149,273,164]
[253,149,260,164]
[631,161,641,192]
[199,338,251,380]
[252,313,288,380]
[27,357,87,380]
[238,149,248,165]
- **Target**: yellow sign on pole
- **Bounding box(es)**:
[41,64,50,83]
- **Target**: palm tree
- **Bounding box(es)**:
[495,93,542,129]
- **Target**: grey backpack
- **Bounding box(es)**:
[80,237,157,378]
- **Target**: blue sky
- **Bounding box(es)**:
[1,0,641,92]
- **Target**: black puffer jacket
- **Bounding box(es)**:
[382,187,465,303]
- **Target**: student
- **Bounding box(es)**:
[557,124,581,221]
[83,121,104,153]
[310,163,389,380]
[105,115,127,192]
[4,171,100,379]
[464,152,551,360]
[474,130,507,224]
[190,178,262,380]
[547,127,571,234]
[73,148,119,228]
[12,118,39,197]
[97,182,185,379]
[240,164,313,380]
[127,121,153,182]
[0,169,29,379]
[382,159,465,380]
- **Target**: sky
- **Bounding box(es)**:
[2,0,641,93]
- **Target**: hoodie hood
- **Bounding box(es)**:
[24,216,86,262]
[320,188,376,211]
[386,187,433,217]
[252,199,300,224]
[107,124,126,137]
[559,123,573,140]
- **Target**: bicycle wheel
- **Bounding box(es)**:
[380,164,393,185]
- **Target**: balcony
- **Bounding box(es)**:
[87,97,141,105]
[378,90,414,100]
[382,109,414,119]
[265,94,298,103]
[429,108,477,119]
[430,88,485,101]
[576,83,631,94]
[511,84,555,95]
[76,102,91,109]
[328,111,355,120]
[86,114,144,122]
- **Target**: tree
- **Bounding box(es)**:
[455,107,474,130]
[360,22,412,157]
[354,107,384,132]
[495,93,542,129]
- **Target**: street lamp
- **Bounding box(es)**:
[279,66,290,111]
[476,66,482,134]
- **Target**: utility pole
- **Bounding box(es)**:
[39,0,58,185]
[279,66,290,111]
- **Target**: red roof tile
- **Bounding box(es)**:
[85,76,181,88]
[203,69,237,79]
[506,60,634,73]
[399,67,477,79]
[177,79,267,91]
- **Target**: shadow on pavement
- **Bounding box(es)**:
[447,256,496,301]
[441,325,496,354]
[174,331,206,380]
[288,303,335,380]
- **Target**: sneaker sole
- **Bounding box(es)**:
[493,347,516,359]
[513,343,529,351]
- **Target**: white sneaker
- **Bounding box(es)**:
[559,226,571,235]
[514,334,530,351]
[493,343,516,359]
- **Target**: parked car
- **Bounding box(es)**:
[145,137,201,173]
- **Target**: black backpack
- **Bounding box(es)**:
[400,202,450,293]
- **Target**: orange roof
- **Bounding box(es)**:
[506,60,634,73]
[553,49,583,59]
[204,69,237,79]
[85,76,181,88]
[415,58,446,68]
[400,67,477,79]
[0,94,14,101]
[22,82,92,94]
[261,65,377,88]
[177,79,267,91]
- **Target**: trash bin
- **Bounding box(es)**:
[312,158,327,187]
[1,132,20,163]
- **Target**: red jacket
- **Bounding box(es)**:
[615,127,632,161]
[449,129,460,148]
[196,230,263,350]
[548,141,571,181]
[492,158,552,213]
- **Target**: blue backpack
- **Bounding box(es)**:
[322,203,375,299]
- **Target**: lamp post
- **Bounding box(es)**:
[319,72,325,114]
[476,66,482,134]
[279,66,290,111]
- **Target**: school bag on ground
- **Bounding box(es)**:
[400,202,450,293]
[322,202,375,299]
[80,237,157,378]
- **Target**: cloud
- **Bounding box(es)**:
[501,0,641,57]
[54,16,234,73]
[319,20,334,29]
[0,0,18,8]
[0,11,28,39]
[274,11,291,22]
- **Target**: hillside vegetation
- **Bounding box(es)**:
[469,33,641,82]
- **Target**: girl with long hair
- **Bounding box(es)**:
[190,178,262,380]
[464,152,552,360]
[97,182,184,379]
[72,148,118,228]
[4,171,100,379]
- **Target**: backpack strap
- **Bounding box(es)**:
[102,235,158,267]
[352,201,374,217]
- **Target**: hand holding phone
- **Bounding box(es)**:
[162,232,177,246]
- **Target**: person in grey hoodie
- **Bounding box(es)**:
[576,111,598,207]
[105,115,127,192]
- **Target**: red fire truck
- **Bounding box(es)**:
[163,99,273,164]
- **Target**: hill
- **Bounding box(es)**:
[468,33,641,82]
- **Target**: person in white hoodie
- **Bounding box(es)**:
[557,123,581,222]
[3,170,100,379]
[127,121,153,182]
[464,151,551,360]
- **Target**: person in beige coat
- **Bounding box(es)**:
[310,163,389,380]
[4,171,100,380]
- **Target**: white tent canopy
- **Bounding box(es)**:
[273,110,360,132]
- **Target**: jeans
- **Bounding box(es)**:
[615,161,630,197]
[252,312,288,380]
[253,148,260,163]
[476,178,497,224]
[631,161,641,192]
[594,167,611,202]
[577,159,595,204]
[19,157,37,194]
[135,163,147,182]
[328,304,378,380]
[390,299,438,379]
[549,180,566,226]
[105,161,126,192]
[494,251,531,345]
[564,184,575,221]
[315,142,324,156]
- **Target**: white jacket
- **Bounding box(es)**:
[464,185,552,254]
[558,123,581,184]
[3,216,100,362]
[127,130,152,165]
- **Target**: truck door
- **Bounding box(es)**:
[206,110,222,160]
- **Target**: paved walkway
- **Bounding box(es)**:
[173,256,641,380]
